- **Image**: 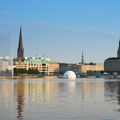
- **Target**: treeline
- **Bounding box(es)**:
[14,68,40,75]
[86,70,104,75]
[0,69,12,76]
[79,70,104,76]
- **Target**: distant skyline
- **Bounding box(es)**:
[0,0,120,63]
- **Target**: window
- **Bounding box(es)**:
[42,64,46,66]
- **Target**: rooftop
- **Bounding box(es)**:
[105,57,120,61]
[13,57,57,63]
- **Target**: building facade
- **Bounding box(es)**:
[13,57,59,75]
[59,63,77,74]
[0,57,13,71]
[77,63,104,73]
[104,41,120,72]
[104,58,120,72]
[0,59,9,71]
[0,57,14,76]
[59,63,104,75]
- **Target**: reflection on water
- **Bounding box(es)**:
[13,81,59,119]
[0,79,120,120]
[14,82,25,119]
[104,81,120,107]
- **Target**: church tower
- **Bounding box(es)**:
[117,41,120,58]
[17,27,24,58]
[81,51,84,64]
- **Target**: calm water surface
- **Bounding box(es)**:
[0,78,120,120]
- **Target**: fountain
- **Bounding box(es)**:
[0,34,14,78]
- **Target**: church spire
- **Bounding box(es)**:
[81,51,84,64]
[119,40,120,47]
[117,40,120,58]
[17,27,24,57]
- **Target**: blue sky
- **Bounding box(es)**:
[0,0,120,63]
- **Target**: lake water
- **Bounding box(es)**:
[0,78,120,120]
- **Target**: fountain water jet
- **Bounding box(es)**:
[0,34,14,77]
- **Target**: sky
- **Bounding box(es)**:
[0,0,120,63]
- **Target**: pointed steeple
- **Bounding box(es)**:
[17,27,24,57]
[117,40,120,58]
[81,51,84,64]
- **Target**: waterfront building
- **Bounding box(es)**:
[77,63,104,73]
[59,52,104,75]
[0,58,9,71]
[0,57,13,71]
[59,63,77,74]
[59,63,104,75]
[14,27,59,75]
[104,41,120,72]
[79,52,104,73]
[13,57,59,75]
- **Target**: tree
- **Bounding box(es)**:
[34,68,40,74]
[14,68,18,75]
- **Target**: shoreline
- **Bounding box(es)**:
[0,75,58,79]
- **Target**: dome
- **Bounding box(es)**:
[63,71,76,80]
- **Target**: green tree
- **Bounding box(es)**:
[34,68,39,74]
[14,68,18,75]
[28,68,31,74]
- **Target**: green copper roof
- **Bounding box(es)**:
[26,59,56,63]
[13,58,57,63]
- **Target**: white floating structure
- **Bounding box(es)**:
[64,71,76,80]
